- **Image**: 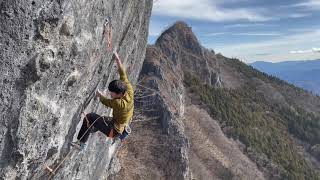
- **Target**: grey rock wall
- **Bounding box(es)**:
[138,40,192,179]
[0,0,152,179]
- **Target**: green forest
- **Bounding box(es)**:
[184,58,320,180]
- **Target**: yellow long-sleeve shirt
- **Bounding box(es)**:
[100,65,134,134]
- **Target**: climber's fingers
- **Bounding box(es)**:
[96,89,102,98]
[114,50,120,61]
[81,112,86,120]
[80,112,90,127]
[84,115,90,128]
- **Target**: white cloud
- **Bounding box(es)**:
[148,23,162,37]
[290,48,320,54]
[232,32,282,36]
[205,32,226,36]
[204,31,282,37]
[287,13,312,18]
[289,27,318,33]
[153,0,271,22]
[148,20,173,37]
[290,50,313,54]
[224,23,269,28]
[294,0,320,9]
[214,30,320,62]
[149,31,160,37]
[312,47,320,53]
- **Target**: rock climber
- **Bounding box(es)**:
[72,51,134,150]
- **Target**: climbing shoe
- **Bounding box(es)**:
[79,142,86,151]
[71,141,86,151]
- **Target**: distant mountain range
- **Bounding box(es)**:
[251,60,320,95]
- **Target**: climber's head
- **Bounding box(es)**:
[108,80,127,98]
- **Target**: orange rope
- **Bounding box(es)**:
[104,20,112,52]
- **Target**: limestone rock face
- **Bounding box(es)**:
[0,0,152,179]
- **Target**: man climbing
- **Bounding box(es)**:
[72,51,134,150]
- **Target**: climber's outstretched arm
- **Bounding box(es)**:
[114,51,129,83]
[113,51,134,97]
[114,51,123,71]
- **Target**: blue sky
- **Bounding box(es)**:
[149,0,320,63]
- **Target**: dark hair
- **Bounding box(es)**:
[108,80,127,95]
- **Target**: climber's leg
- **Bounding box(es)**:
[92,116,119,138]
[77,112,101,143]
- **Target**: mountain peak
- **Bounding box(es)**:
[170,21,190,31]
[155,21,202,55]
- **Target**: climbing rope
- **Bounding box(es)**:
[79,113,104,141]
[46,113,103,179]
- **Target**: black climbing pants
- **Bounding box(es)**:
[77,112,118,143]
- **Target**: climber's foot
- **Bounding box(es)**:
[70,141,86,151]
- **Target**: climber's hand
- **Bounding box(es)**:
[81,112,86,120]
[113,50,122,69]
[114,50,120,61]
[96,89,103,98]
